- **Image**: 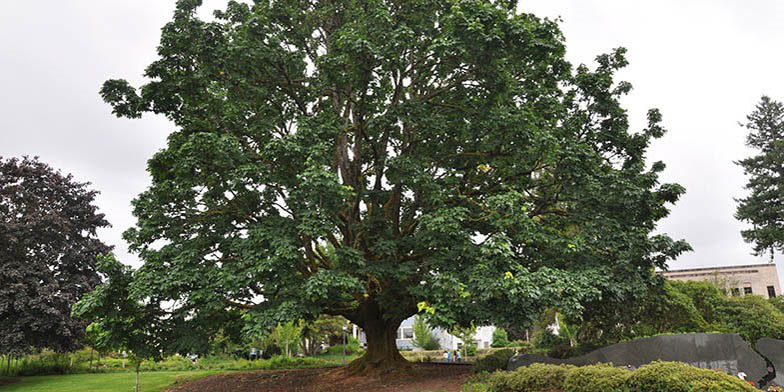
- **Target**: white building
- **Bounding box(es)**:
[393,316,496,350]
[353,317,498,350]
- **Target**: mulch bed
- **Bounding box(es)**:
[166,363,474,392]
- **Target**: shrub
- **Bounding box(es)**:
[563,363,629,392]
[324,335,362,356]
[487,363,574,392]
[491,328,510,348]
[507,340,530,350]
[475,361,757,392]
[12,352,72,376]
[475,349,515,373]
[624,361,757,392]
[465,343,478,357]
[532,328,566,350]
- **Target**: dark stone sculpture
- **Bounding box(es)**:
[754,338,783,386]
[508,333,767,382]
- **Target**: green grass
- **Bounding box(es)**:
[0,370,221,392]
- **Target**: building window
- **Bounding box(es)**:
[731,288,740,296]
[401,327,413,339]
[769,286,777,298]
[744,287,753,295]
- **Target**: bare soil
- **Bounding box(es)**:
[166,363,474,392]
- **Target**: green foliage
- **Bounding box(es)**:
[271,321,303,358]
[71,254,165,363]
[532,328,567,351]
[491,328,510,348]
[98,0,689,366]
[736,96,784,256]
[412,316,441,350]
[710,294,784,342]
[507,341,531,351]
[482,361,756,392]
[301,315,349,355]
[1,349,357,378]
[474,349,515,373]
[576,280,708,347]
[451,323,477,357]
[670,280,725,324]
[0,352,72,377]
[556,313,579,348]
[563,363,629,392]
[770,296,784,313]
[324,336,362,356]
[624,361,757,392]
[573,279,784,348]
[487,363,574,392]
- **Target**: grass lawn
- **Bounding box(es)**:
[0,370,223,392]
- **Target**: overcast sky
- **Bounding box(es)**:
[2,1,784,282]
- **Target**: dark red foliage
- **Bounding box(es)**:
[0,156,111,355]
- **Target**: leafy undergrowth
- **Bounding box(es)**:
[0,349,361,377]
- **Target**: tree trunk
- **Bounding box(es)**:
[346,303,409,374]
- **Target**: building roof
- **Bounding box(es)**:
[660,263,777,274]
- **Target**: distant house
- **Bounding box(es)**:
[353,316,495,350]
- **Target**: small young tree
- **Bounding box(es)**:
[491,328,510,348]
[72,254,165,392]
[271,321,303,358]
[412,316,440,350]
[450,323,477,358]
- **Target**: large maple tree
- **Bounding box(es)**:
[99,0,688,371]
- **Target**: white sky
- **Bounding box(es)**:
[2,1,783,283]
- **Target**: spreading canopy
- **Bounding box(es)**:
[0,156,110,355]
[100,0,688,367]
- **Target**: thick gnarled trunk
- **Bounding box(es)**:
[345,301,410,374]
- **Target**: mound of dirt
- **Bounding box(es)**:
[166,363,474,392]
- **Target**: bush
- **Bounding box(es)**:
[12,352,72,376]
[465,343,478,356]
[475,349,515,373]
[487,363,574,392]
[491,328,510,348]
[563,363,629,392]
[507,340,530,350]
[324,335,362,356]
[532,328,566,350]
[624,361,757,392]
[475,361,757,392]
